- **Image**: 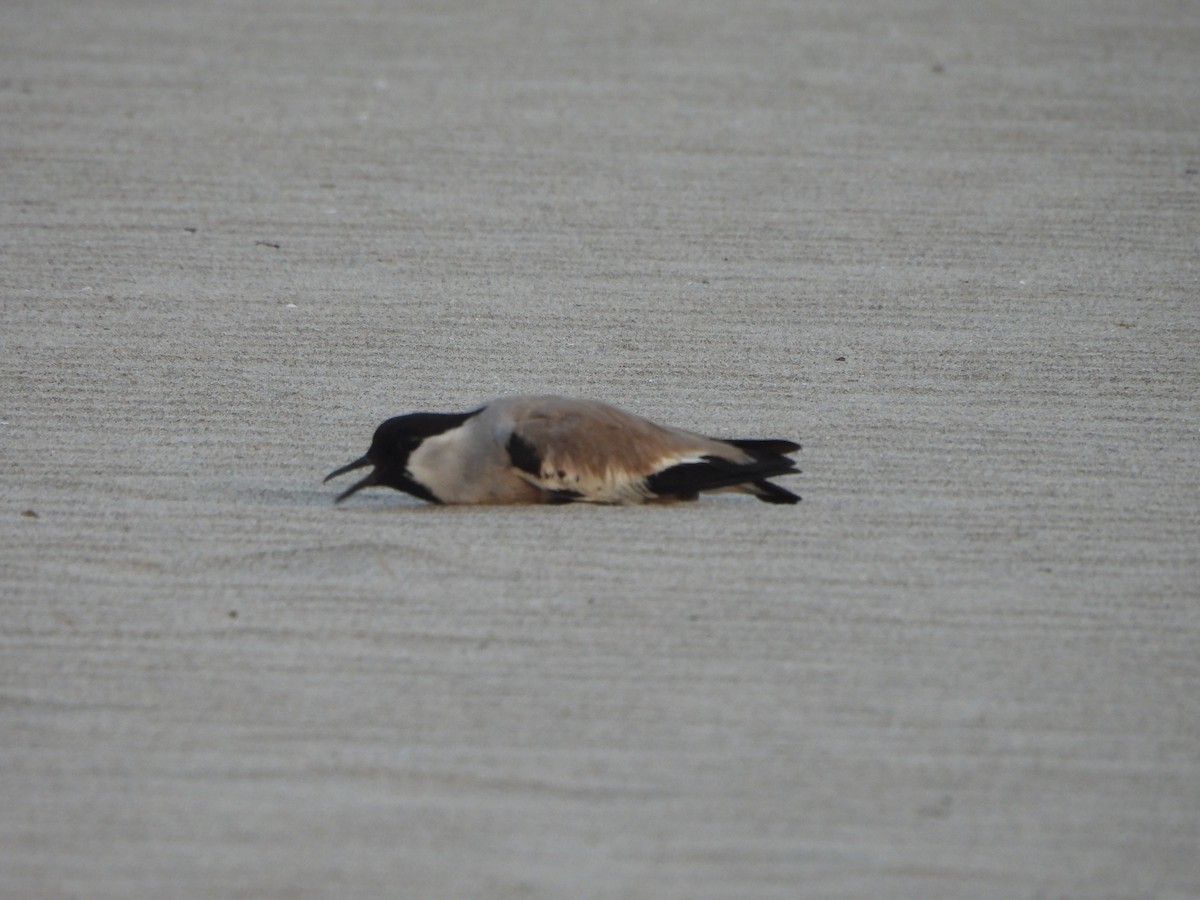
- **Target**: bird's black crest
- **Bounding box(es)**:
[379,409,483,443]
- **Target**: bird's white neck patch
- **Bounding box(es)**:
[405,424,473,501]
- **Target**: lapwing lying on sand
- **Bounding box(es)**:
[325,395,801,506]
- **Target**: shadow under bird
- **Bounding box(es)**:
[325,395,801,506]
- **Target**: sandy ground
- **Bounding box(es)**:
[3,1,1199,897]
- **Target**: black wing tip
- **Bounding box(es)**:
[721,438,801,456]
[751,480,801,504]
[645,455,800,502]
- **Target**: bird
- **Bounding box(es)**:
[324,395,801,506]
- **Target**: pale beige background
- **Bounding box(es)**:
[3,1,1198,897]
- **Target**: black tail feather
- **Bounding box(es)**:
[749,479,801,504]
[719,437,801,456]
[645,455,799,501]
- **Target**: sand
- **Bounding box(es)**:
[3,0,1198,896]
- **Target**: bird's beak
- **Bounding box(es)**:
[324,455,376,503]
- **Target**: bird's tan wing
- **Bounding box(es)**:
[498,397,751,503]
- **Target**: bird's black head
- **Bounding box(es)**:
[324,409,482,503]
